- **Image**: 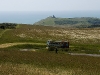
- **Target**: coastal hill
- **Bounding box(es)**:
[34,16,100,28]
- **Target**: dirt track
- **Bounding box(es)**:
[0,29,10,38]
[0,42,45,48]
[69,53,100,57]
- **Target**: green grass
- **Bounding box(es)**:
[0,25,100,44]
[0,24,100,75]
[5,44,46,50]
[0,29,10,38]
[0,50,100,75]
[69,44,100,54]
[0,24,100,54]
[34,17,100,28]
[34,17,56,25]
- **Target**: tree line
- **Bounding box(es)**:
[0,23,17,29]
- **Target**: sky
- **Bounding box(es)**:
[0,0,100,12]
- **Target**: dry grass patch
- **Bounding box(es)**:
[0,25,100,44]
[0,63,74,75]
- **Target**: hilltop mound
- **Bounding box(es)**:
[34,16,100,28]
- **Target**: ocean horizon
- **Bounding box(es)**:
[0,11,100,24]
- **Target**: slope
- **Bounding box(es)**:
[0,24,100,44]
[34,17,100,28]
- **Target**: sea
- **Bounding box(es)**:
[0,11,100,24]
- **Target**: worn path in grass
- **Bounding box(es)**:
[0,29,11,38]
[69,53,100,57]
[0,42,46,48]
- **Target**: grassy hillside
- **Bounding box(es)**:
[0,51,100,75]
[34,17,100,28]
[0,24,100,75]
[0,24,100,44]
[0,24,100,53]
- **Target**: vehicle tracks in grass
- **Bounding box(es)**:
[0,42,45,48]
[0,29,11,38]
[69,53,100,57]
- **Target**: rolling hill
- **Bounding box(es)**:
[0,24,100,75]
[0,24,100,44]
[34,16,100,28]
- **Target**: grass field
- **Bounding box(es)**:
[0,24,100,75]
[0,25,100,43]
[0,49,100,75]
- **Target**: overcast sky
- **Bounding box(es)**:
[0,0,100,12]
